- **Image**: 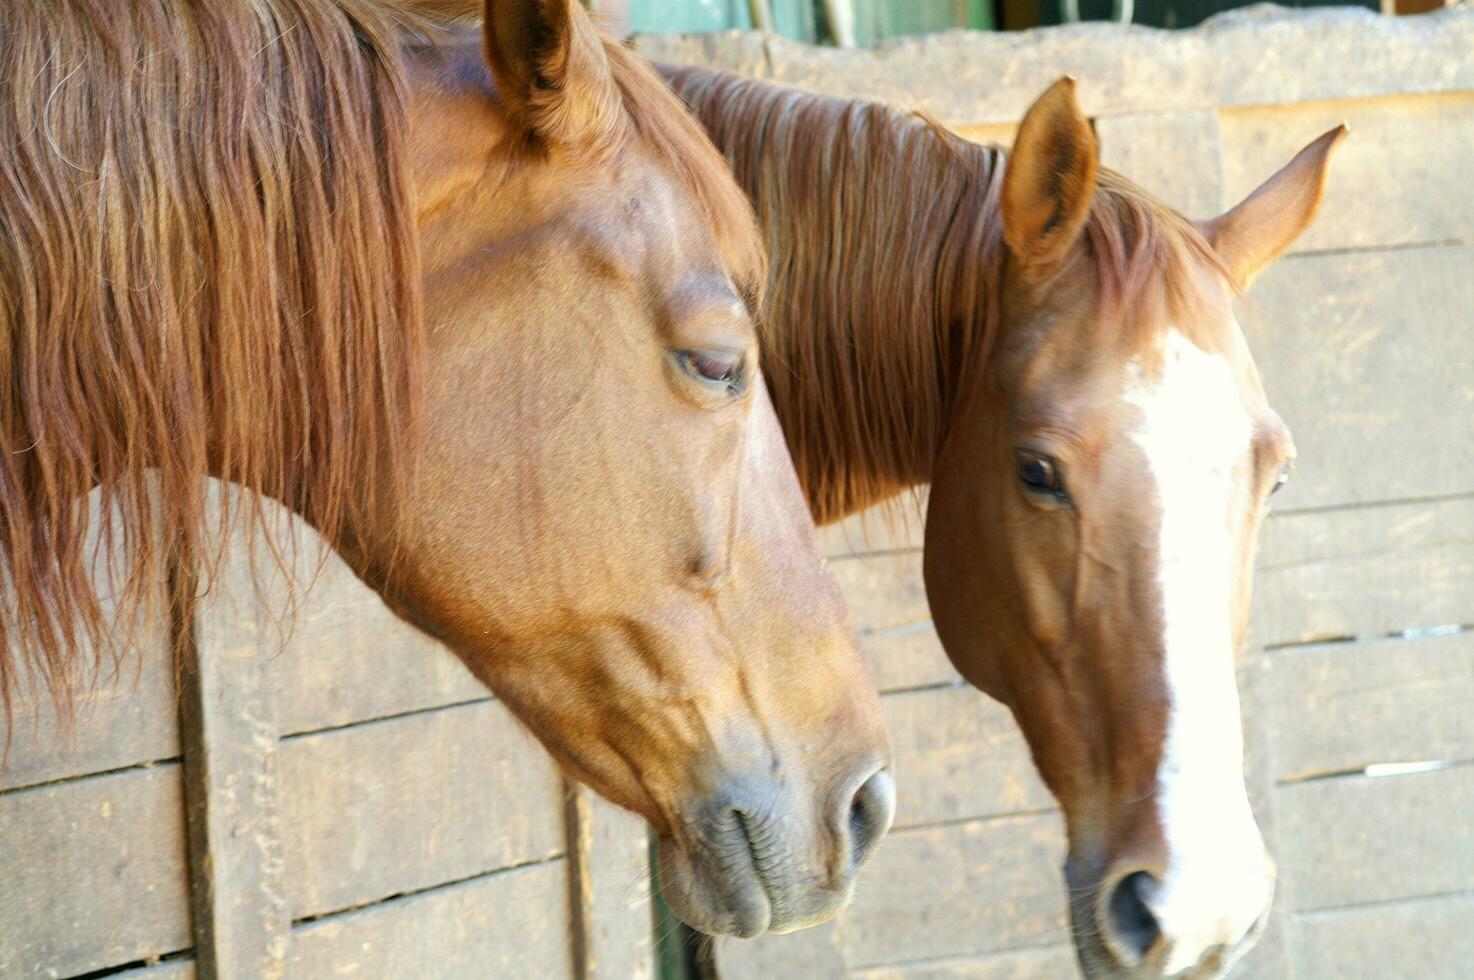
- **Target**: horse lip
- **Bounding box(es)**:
[727,809,776,936]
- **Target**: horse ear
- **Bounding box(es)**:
[1197,126,1347,289]
[483,0,622,149]
[1002,76,1098,273]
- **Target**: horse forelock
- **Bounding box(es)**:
[0,0,430,737]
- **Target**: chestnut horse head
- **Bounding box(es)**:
[669,68,1341,972]
[0,0,890,938]
[926,81,1342,977]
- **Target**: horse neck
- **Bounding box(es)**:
[668,66,1006,524]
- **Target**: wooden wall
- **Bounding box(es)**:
[637,6,1474,978]
[0,500,655,979]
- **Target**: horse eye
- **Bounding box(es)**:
[1271,462,1293,496]
[1015,449,1068,501]
[677,349,746,392]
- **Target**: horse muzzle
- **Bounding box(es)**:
[656,764,894,937]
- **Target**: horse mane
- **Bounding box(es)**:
[0,0,419,742]
[666,66,1226,524]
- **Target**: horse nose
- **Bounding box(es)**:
[1103,869,1164,966]
[841,767,895,876]
[1097,855,1274,976]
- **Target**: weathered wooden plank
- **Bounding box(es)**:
[1243,244,1474,512]
[715,921,848,979]
[1287,891,1474,980]
[1275,765,1474,911]
[179,544,288,980]
[565,784,655,980]
[2,492,177,791]
[1222,93,1474,253]
[1264,631,1474,781]
[0,766,192,977]
[288,859,574,979]
[278,699,565,919]
[832,550,931,634]
[862,622,959,693]
[884,685,1050,829]
[1,640,178,793]
[1254,496,1474,647]
[251,518,486,736]
[851,945,1077,979]
[113,960,198,980]
[821,499,925,559]
[836,813,1068,968]
[1096,109,1225,218]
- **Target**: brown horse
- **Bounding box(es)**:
[0,0,894,939]
[668,66,1342,975]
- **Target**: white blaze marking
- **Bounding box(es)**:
[1125,330,1271,973]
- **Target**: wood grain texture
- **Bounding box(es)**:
[113,961,198,980]
[1264,631,1474,782]
[278,699,565,919]
[1287,891,1474,979]
[836,813,1068,968]
[884,685,1050,829]
[180,543,288,980]
[288,859,574,979]
[565,784,655,980]
[1275,764,1474,911]
[1,636,178,792]
[1096,109,1226,219]
[862,622,959,693]
[1222,93,1474,254]
[1243,244,1474,512]
[832,550,931,634]
[263,543,486,736]
[0,766,192,978]
[852,945,1077,979]
[1254,496,1474,647]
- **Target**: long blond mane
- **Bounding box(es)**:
[667,66,1226,523]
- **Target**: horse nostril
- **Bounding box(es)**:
[846,769,895,872]
[1106,870,1163,965]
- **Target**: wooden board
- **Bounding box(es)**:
[179,543,288,980]
[862,622,959,693]
[2,490,177,791]
[1254,496,1474,647]
[831,550,931,634]
[1287,891,1474,979]
[884,685,1050,829]
[565,785,656,980]
[852,945,1077,979]
[278,699,565,919]
[288,859,573,979]
[113,961,198,980]
[835,812,1068,968]
[821,499,925,559]
[1221,93,1474,254]
[1,636,178,792]
[237,517,487,737]
[1263,631,1474,782]
[0,765,192,978]
[1243,244,1474,512]
[1096,109,1225,218]
[1274,764,1474,911]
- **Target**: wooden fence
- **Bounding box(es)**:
[0,502,654,979]
[3,7,1471,979]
